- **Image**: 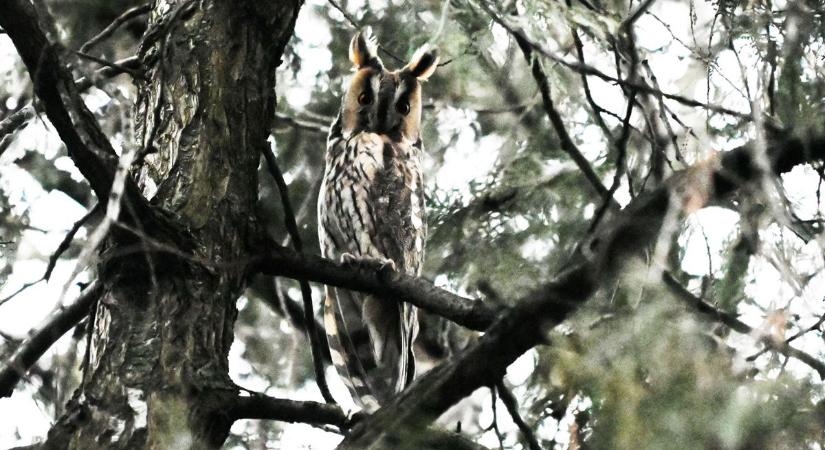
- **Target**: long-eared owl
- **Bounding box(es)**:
[317,29,438,410]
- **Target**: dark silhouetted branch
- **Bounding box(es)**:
[230,392,348,427]
[496,381,542,450]
[44,203,102,280]
[250,245,502,331]
[72,50,145,80]
[0,281,102,398]
[0,56,142,153]
[513,27,616,209]
[229,391,489,449]
[477,1,752,120]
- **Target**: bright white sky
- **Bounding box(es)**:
[2,0,824,448]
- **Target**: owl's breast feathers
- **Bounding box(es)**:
[318,123,425,410]
[320,128,426,271]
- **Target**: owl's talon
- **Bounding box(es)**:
[340,252,358,264]
[346,410,369,427]
[340,253,396,273]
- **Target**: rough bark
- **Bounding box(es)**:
[36,1,302,449]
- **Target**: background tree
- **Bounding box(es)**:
[1,0,825,449]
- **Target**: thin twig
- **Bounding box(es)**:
[1,55,141,158]
[662,273,825,378]
[261,144,336,404]
[477,1,753,120]
[44,203,102,281]
[511,28,618,209]
[79,3,152,54]
[496,380,542,450]
[0,279,44,308]
[571,29,614,140]
[72,50,145,80]
[746,309,825,362]
[619,0,657,30]
[274,112,329,135]
[489,385,505,450]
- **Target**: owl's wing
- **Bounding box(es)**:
[364,140,425,389]
[319,134,425,409]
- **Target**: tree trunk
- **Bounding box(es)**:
[41,1,302,449]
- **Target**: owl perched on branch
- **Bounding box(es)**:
[317,29,438,410]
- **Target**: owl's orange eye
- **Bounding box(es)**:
[396,101,410,115]
[358,92,372,105]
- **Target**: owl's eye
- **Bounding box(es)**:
[396,101,410,115]
[358,92,373,106]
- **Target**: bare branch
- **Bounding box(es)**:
[274,112,330,134]
[0,281,102,398]
[495,381,542,450]
[72,50,146,80]
[512,29,617,209]
[261,144,335,404]
[0,279,44,308]
[250,244,502,331]
[0,107,35,158]
[79,3,152,54]
[44,203,102,281]
[0,55,142,155]
[229,392,490,449]
[326,0,405,64]
[230,392,348,427]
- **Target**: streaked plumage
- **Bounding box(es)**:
[318,29,438,410]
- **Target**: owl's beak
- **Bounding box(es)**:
[375,111,402,136]
[371,90,403,140]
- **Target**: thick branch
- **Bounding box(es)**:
[229,392,489,450]
[0,281,102,398]
[251,246,502,331]
[230,393,348,427]
[335,131,825,448]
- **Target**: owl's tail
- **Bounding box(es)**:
[324,288,417,411]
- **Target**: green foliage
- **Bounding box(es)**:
[3,0,825,448]
[544,293,823,449]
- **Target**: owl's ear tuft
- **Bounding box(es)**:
[349,28,382,69]
[405,44,439,81]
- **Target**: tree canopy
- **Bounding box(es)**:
[1,0,825,449]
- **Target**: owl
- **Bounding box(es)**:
[317,29,438,411]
